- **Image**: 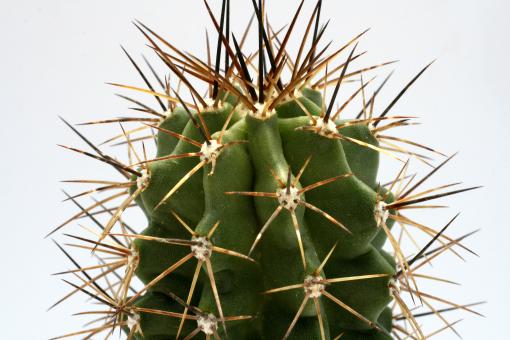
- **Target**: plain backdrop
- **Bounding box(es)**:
[1,0,509,339]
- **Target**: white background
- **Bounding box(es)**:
[1,0,509,339]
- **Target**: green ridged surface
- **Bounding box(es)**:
[131,89,396,339]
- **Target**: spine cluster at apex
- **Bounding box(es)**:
[49,1,483,339]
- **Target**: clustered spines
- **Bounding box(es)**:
[50,1,483,339]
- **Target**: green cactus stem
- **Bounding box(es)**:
[50,1,482,339]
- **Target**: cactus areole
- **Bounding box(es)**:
[51,1,482,339]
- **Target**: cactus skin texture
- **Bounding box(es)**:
[130,92,395,340]
[51,1,482,339]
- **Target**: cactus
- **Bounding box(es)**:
[49,1,483,339]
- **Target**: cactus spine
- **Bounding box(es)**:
[50,1,482,339]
